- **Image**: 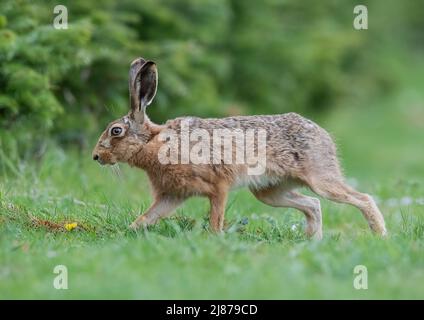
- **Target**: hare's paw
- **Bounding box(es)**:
[128,222,140,231]
[128,215,150,231]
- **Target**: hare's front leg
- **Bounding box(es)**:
[129,196,183,230]
[208,190,228,233]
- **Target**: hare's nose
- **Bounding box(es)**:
[93,154,99,161]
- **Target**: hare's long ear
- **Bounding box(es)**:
[129,58,158,123]
[129,57,146,121]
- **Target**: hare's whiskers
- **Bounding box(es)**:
[110,164,123,180]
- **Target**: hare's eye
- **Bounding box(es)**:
[110,127,123,136]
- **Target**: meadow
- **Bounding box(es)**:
[1,66,423,299]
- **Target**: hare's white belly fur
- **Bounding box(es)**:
[232,173,282,190]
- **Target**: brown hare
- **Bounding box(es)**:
[92,57,387,239]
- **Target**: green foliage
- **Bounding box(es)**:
[0,0,139,153]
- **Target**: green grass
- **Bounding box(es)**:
[1,73,424,299]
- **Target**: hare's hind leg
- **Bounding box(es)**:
[251,186,322,239]
[307,177,387,236]
[129,196,183,230]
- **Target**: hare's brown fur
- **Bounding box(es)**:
[92,58,387,239]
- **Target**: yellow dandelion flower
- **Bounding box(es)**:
[64,222,78,231]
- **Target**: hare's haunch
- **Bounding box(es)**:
[92,57,387,239]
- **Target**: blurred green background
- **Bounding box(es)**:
[1,0,424,299]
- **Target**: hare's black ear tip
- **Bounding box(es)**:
[130,57,146,68]
[144,60,157,68]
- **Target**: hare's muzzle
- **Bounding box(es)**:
[92,151,112,165]
[92,153,105,165]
